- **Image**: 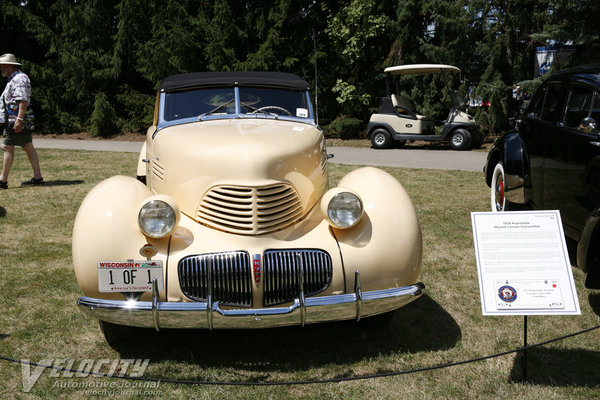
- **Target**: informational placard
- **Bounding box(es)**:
[471,211,580,315]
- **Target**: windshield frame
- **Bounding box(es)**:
[156,85,316,132]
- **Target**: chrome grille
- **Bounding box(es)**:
[197,184,303,235]
[178,251,252,307]
[263,249,332,306]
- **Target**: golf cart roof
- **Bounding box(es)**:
[384,64,461,75]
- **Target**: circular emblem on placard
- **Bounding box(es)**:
[498,285,517,302]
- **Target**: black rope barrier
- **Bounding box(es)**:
[1,323,599,386]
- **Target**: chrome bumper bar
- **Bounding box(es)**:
[78,276,425,330]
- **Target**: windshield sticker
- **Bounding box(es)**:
[296,108,308,118]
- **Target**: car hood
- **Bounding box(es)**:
[146,119,328,235]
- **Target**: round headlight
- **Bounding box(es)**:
[327,191,363,229]
[138,199,177,238]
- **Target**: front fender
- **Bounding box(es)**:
[136,141,147,179]
[72,175,162,299]
[485,132,530,204]
[330,167,422,292]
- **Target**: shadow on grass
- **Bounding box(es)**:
[564,237,578,266]
[508,291,600,386]
[0,206,5,217]
[510,347,600,387]
[112,294,460,371]
[589,293,600,316]
[0,333,9,340]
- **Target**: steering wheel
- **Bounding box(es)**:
[252,106,292,116]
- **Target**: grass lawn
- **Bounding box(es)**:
[0,148,598,399]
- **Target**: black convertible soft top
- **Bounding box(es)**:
[160,71,310,92]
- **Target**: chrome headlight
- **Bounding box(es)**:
[138,195,180,238]
[321,189,363,229]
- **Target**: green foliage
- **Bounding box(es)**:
[89,92,119,137]
[1,0,599,137]
[323,114,364,139]
[116,85,155,132]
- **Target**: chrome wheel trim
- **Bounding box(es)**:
[491,163,506,211]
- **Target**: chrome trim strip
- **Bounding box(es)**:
[77,282,425,330]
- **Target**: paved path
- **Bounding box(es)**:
[327,147,486,172]
[33,138,143,153]
[33,139,487,172]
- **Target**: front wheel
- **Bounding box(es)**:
[491,162,512,211]
[449,128,472,150]
[370,129,393,149]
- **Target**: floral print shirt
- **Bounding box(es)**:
[0,70,31,124]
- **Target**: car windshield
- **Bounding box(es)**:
[238,87,309,118]
[164,88,235,121]
[163,87,310,122]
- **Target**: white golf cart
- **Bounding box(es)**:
[367,64,481,150]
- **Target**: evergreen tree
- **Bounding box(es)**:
[1,0,598,137]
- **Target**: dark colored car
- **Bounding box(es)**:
[484,66,600,289]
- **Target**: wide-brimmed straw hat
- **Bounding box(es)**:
[0,53,21,66]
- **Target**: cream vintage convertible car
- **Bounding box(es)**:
[73,72,425,344]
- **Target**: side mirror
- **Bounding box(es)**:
[579,117,598,134]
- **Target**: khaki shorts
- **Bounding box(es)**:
[3,123,32,147]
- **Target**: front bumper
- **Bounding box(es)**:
[78,276,425,330]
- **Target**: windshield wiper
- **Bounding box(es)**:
[199,99,235,119]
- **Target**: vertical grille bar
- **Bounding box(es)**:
[178,251,252,307]
[263,249,332,306]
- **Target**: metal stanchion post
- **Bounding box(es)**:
[522,315,528,381]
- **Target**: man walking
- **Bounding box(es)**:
[0,53,43,189]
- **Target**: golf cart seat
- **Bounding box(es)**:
[391,94,414,115]
[391,94,433,122]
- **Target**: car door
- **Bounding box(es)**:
[520,81,564,207]
[542,84,600,239]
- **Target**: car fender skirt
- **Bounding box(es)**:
[577,207,600,274]
[503,172,526,204]
[77,279,425,330]
[502,132,529,204]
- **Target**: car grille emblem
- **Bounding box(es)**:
[253,254,261,286]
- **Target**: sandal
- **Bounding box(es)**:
[21,177,44,186]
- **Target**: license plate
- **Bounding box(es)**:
[97,261,164,293]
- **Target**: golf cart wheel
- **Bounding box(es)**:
[449,128,472,150]
[370,129,393,149]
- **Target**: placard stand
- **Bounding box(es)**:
[521,315,527,380]
[471,211,582,382]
